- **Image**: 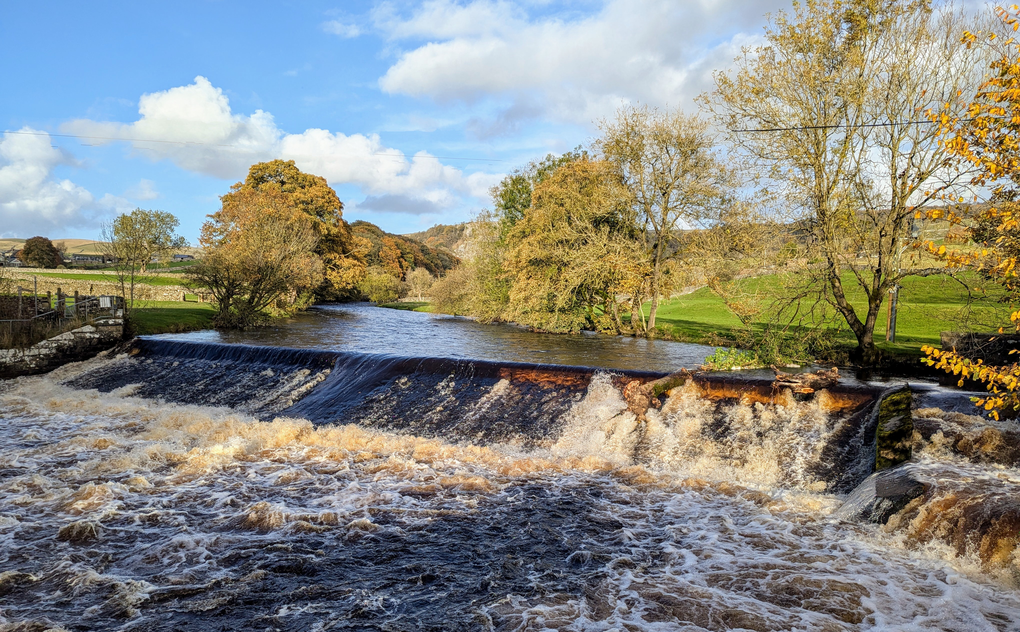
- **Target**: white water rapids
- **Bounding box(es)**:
[1,356,1019,631]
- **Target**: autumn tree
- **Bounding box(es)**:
[405,267,434,301]
[188,188,322,328]
[224,160,367,300]
[923,6,1020,416]
[598,106,733,334]
[102,209,187,307]
[20,236,63,268]
[504,157,641,332]
[706,0,983,364]
[358,267,405,304]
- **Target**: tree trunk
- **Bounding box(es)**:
[647,262,661,332]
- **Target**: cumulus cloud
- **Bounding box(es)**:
[376,0,787,130]
[62,76,496,213]
[0,129,108,238]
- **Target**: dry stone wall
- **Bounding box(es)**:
[0,320,124,379]
[6,273,192,302]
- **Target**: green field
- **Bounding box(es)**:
[128,301,215,335]
[641,272,1011,359]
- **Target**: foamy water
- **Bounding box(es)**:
[1,358,1020,630]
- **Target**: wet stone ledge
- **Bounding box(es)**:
[0,320,124,379]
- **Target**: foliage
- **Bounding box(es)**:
[350,221,459,279]
[701,347,762,371]
[599,105,733,334]
[358,267,406,304]
[20,236,62,268]
[224,160,365,301]
[923,6,1020,417]
[405,267,434,301]
[112,209,186,273]
[705,0,981,365]
[428,263,478,316]
[188,188,322,329]
[504,157,639,332]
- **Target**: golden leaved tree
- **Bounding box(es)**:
[189,188,323,328]
[223,160,368,300]
[924,6,1020,417]
[505,158,642,333]
[598,106,732,334]
[706,0,983,364]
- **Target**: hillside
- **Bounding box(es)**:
[403,223,475,259]
[351,221,459,279]
[1,238,109,256]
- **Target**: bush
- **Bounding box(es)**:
[358,268,405,304]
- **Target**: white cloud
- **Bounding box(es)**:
[0,129,107,238]
[376,0,785,129]
[322,20,362,38]
[125,178,159,201]
[63,76,497,213]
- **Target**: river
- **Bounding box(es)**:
[1,304,1019,631]
[156,303,718,373]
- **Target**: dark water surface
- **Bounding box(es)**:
[154,303,716,371]
[4,307,1020,630]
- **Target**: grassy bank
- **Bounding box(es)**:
[127,302,215,335]
[378,301,432,312]
[393,271,1010,365]
[645,272,1009,360]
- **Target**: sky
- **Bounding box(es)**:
[0,0,975,243]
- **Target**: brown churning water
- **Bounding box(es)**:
[1,340,1019,631]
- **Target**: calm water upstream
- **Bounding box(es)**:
[2,305,1020,631]
[154,303,717,372]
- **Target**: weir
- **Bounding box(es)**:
[7,337,1020,629]
[69,338,899,493]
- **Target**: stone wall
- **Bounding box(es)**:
[6,273,192,303]
[0,320,124,379]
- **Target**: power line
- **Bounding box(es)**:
[730,119,939,133]
[0,129,509,163]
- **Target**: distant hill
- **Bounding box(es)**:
[0,238,109,256]
[351,221,459,279]
[403,223,475,259]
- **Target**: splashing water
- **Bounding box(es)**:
[0,351,1019,630]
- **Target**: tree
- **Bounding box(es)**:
[224,160,366,300]
[358,267,405,304]
[504,157,641,332]
[102,209,187,307]
[705,0,983,364]
[405,267,434,301]
[598,106,733,334]
[20,236,62,268]
[923,6,1020,417]
[188,188,323,328]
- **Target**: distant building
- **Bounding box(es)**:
[72,254,106,264]
[172,254,195,261]
[1,249,22,267]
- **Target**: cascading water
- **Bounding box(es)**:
[2,340,1020,631]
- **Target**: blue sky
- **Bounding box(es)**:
[2,0,829,242]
